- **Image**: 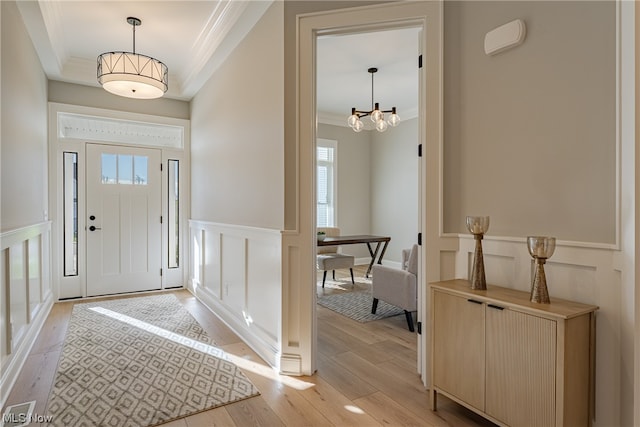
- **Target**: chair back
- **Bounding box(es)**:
[317,227,341,254]
[406,244,419,275]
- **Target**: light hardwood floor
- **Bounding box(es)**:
[3,265,495,426]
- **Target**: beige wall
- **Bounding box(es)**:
[1,1,49,231]
[190,1,285,229]
[371,117,418,262]
[443,1,616,244]
[48,81,190,120]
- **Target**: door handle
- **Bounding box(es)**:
[89,225,102,231]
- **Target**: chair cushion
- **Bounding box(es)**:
[317,253,354,270]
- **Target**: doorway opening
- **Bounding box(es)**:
[314,26,422,371]
[295,1,443,381]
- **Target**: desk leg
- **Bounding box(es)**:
[377,241,389,264]
[365,242,382,278]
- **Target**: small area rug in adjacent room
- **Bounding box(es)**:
[46,293,259,427]
[317,289,404,322]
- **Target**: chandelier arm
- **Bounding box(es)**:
[353,110,371,119]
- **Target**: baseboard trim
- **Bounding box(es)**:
[190,284,280,371]
[355,257,401,270]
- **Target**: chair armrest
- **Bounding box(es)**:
[371,265,417,311]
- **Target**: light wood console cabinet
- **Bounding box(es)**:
[429,280,598,427]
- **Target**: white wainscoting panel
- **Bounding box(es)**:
[0,222,53,408]
[454,234,623,426]
[189,221,281,369]
[221,234,246,313]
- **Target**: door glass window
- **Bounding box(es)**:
[101,153,148,185]
[101,154,117,184]
[118,155,133,184]
[134,156,148,185]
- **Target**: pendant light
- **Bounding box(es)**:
[97,17,168,99]
[347,67,400,132]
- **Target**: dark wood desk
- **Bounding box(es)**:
[318,235,391,278]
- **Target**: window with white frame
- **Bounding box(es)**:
[317,139,337,227]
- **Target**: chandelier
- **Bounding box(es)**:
[347,67,400,132]
[97,17,168,99]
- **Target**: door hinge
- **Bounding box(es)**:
[418,144,423,157]
[418,54,423,69]
[160,163,163,171]
[418,232,422,246]
[160,216,163,224]
[160,268,163,276]
[417,321,422,335]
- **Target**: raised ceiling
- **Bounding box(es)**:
[17,1,272,100]
[17,1,419,122]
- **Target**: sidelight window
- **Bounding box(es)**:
[63,152,78,276]
[168,160,179,268]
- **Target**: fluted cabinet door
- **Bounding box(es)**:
[432,291,485,411]
[485,307,556,427]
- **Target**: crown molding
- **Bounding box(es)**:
[179,1,249,90]
[16,1,63,75]
[38,0,68,67]
[180,0,273,98]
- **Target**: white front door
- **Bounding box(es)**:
[86,144,162,296]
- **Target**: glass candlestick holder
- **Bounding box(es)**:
[466,216,490,290]
[527,236,556,304]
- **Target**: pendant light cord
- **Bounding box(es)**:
[370,72,374,110]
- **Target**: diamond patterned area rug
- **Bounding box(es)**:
[317,288,404,322]
[46,293,259,427]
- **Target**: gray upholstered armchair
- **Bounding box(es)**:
[371,244,418,331]
[317,227,355,288]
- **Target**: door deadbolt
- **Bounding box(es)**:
[89,225,102,231]
[89,215,96,221]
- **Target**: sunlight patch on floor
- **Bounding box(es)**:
[344,405,366,415]
[88,306,316,391]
